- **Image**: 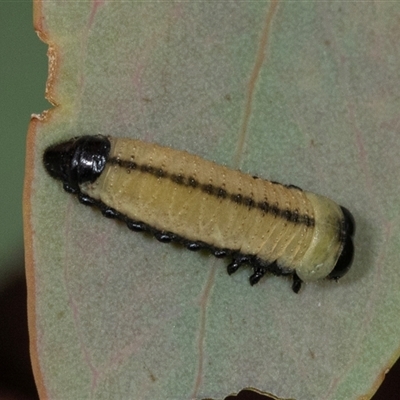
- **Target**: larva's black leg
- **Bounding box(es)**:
[126,220,146,232]
[249,267,266,286]
[227,255,250,275]
[154,231,175,243]
[63,183,77,194]
[291,272,302,294]
[186,242,203,251]
[214,249,228,258]
[101,207,119,219]
[78,193,95,206]
[227,260,240,274]
[265,260,279,274]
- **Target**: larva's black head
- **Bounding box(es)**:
[328,206,355,280]
[43,135,111,194]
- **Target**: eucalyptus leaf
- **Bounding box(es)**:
[24,2,400,399]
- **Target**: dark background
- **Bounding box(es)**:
[0,1,398,399]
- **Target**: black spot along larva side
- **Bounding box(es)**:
[43,135,355,293]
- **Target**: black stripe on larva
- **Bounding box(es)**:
[141,165,154,174]
[258,201,269,213]
[243,197,255,208]
[171,174,185,185]
[188,177,198,188]
[217,188,227,198]
[156,168,166,178]
[108,157,315,227]
[202,184,214,195]
[271,204,279,217]
[231,194,242,204]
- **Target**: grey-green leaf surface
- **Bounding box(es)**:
[25,2,400,399]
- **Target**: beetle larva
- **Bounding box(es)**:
[43,135,355,293]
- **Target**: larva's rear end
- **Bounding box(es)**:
[295,192,354,283]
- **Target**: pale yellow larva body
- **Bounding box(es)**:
[44,135,354,292]
[80,137,343,282]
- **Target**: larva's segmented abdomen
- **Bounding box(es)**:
[83,138,316,272]
[43,135,355,292]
